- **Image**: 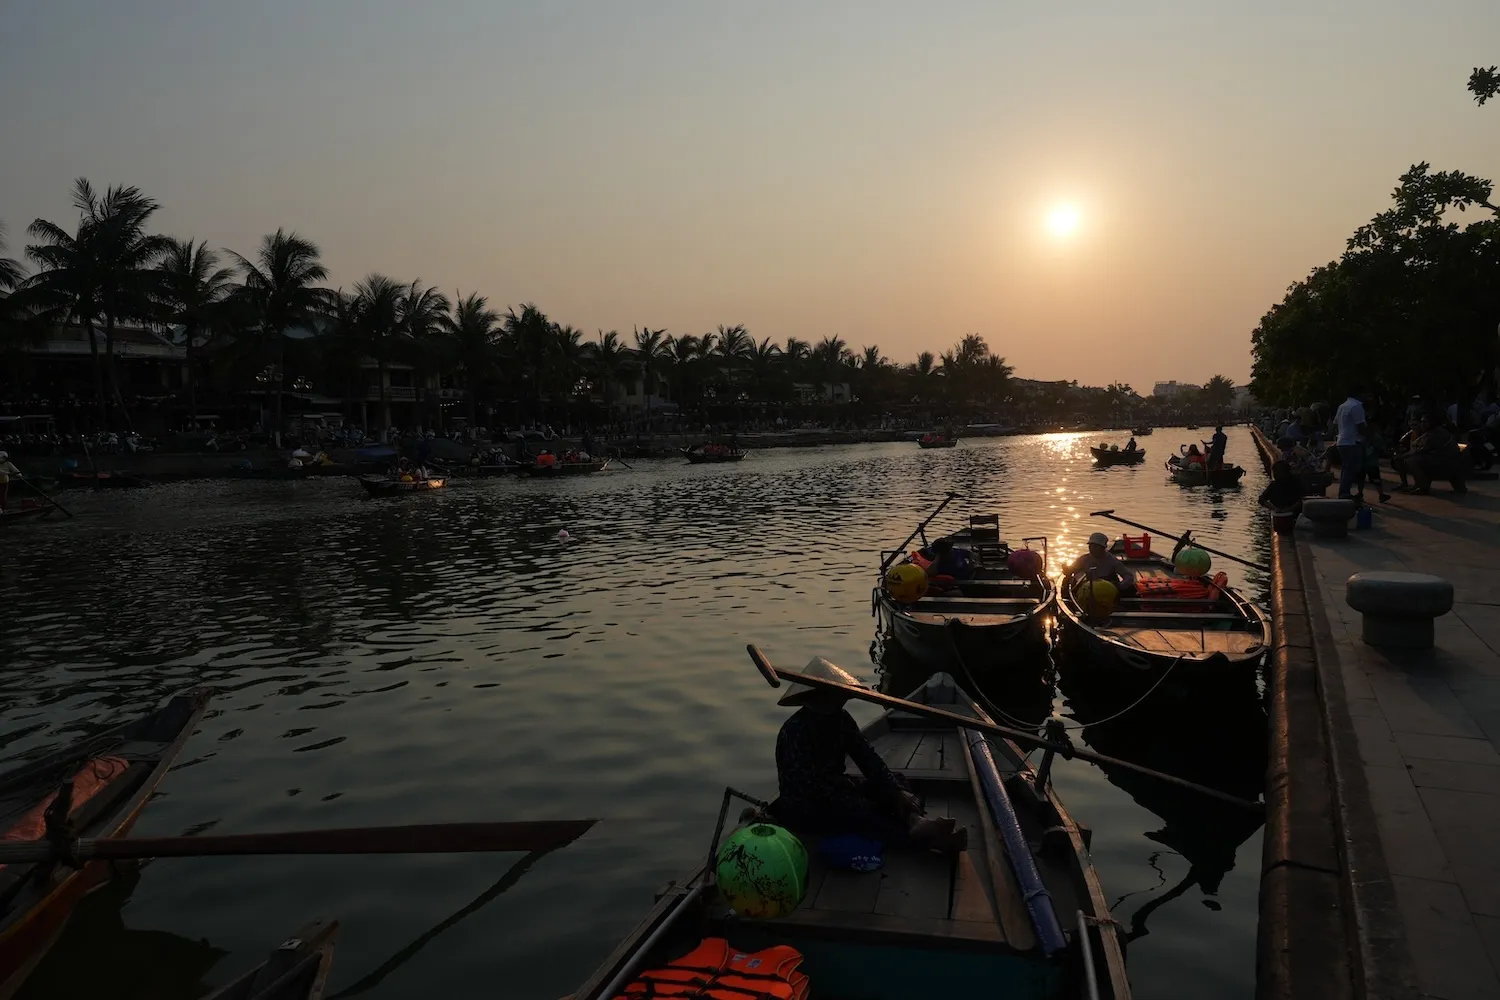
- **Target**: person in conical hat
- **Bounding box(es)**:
[770,657,965,853]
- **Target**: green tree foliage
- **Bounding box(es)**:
[1250,163,1500,406]
[1470,65,1499,106]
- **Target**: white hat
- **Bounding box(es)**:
[1088,532,1109,547]
[777,657,864,707]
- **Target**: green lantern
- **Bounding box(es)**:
[715,823,808,918]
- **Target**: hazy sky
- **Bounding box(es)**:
[2,1,1496,392]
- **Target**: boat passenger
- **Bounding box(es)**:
[1070,532,1137,593]
[1258,460,1304,515]
[771,658,967,853]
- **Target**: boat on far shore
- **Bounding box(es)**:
[358,474,447,496]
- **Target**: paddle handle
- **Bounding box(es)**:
[0,819,598,865]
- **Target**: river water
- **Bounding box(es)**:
[2,428,1272,1000]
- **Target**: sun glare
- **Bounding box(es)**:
[1046,203,1082,239]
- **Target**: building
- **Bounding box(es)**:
[1152,381,1202,399]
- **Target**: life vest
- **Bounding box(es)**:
[616,938,809,1000]
[1135,571,1228,603]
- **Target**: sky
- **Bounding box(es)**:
[2,1,1497,393]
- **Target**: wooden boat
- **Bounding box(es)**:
[0,500,54,524]
[877,515,1054,675]
[1056,538,1268,691]
[54,471,149,490]
[1165,457,1246,487]
[358,474,446,496]
[570,671,1130,1000]
[683,446,747,464]
[918,435,958,449]
[202,920,338,1000]
[1090,446,1146,467]
[521,458,609,477]
[1131,427,1152,436]
[0,689,211,999]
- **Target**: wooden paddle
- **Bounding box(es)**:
[1089,510,1269,573]
[14,474,73,518]
[0,819,597,865]
[747,645,1262,812]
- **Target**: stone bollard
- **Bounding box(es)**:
[1345,572,1455,649]
[1302,498,1357,538]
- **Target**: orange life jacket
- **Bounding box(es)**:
[0,756,131,871]
[616,938,809,1000]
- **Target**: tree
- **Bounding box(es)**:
[1201,374,1236,410]
[228,229,329,440]
[1470,65,1499,106]
[586,329,633,414]
[26,180,170,427]
[504,303,553,415]
[0,223,22,291]
[745,336,783,401]
[632,326,670,411]
[442,292,501,427]
[350,274,404,428]
[399,280,451,428]
[157,239,234,423]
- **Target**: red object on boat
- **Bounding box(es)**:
[1122,534,1151,558]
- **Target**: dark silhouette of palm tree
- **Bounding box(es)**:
[158,239,234,423]
[350,274,405,428]
[442,293,501,428]
[399,281,451,428]
[227,229,329,441]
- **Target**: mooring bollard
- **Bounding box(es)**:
[1345,571,1454,649]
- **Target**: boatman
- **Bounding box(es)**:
[1069,532,1137,593]
[0,451,18,509]
[1205,426,1228,469]
[770,658,967,853]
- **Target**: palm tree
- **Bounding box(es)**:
[587,329,633,414]
[746,337,783,401]
[632,326,669,410]
[442,292,502,428]
[811,335,852,398]
[27,180,170,426]
[0,223,22,291]
[228,229,329,441]
[1203,374,1237,410]
[504,303,553,415]
[351,274,404,428]
[399,280,451,429]
[158,239,234,423]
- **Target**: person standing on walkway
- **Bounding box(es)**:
[1334,386,1367,500]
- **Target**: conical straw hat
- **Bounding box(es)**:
[777,657,865,706]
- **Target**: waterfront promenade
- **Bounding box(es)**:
[1257,426,1500,999]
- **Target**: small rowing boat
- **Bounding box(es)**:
[54,471,149,490]
[570,670,1130,1000]
[522,458,610,477]
[1165,455,1245,487]
[918,434,958,449]
[0,689,211,999]
[877,514,1054,676]
[0,500,53,524]
[202,920,338,1000]
[684,445,747,464]
[1131,427,1152,436]
[1090,446,1146,467]
[1056,537,1267,692]
[358,475,446,496]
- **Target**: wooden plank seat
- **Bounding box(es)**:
[915,597,1041,608]
[1102,611,1244,621]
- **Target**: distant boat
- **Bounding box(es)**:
[358,474,447,496]
[522,458,610,477]
[1131,426,1153,436]
[1091,446,1147,466]
[917,433,958,449]
[683,445,747,464]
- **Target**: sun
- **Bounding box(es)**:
[1046,203,1082,239]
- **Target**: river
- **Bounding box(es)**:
[1,428,1271,999]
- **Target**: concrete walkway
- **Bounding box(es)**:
[1300,478,1500,998]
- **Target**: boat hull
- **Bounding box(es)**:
[683,450,746,464]
[0,690,210,1000]
[521,460,609,477]
[917,439,957,448]
[358,476,446,496]
[1091,447,1146,466]
[0,501,53,524]
[883,602,1049,673]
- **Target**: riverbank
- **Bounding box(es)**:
[1250,425,1500,998]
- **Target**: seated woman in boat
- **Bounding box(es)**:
[1178,443,1206,469]
[1258,460,1305,515]
[771,659,967,853]
[1068,532,1137,593]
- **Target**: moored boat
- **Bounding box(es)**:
[521,458,609,477]
[357,474,446,496]
[877,514,1054,675]
[684,445,747,464]
[0,689,211,999]
[1056,536,1267,692]
[54,471,149,490]
[1090,446,1147,467]
[569,669,1130,1000]
[201,920,338,1000]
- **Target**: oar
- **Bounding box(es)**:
[0,819,597,865]
[747,646,1262,812]
[1088,510,1269,573]
[15,475,73,518]
[879,492,962,573]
